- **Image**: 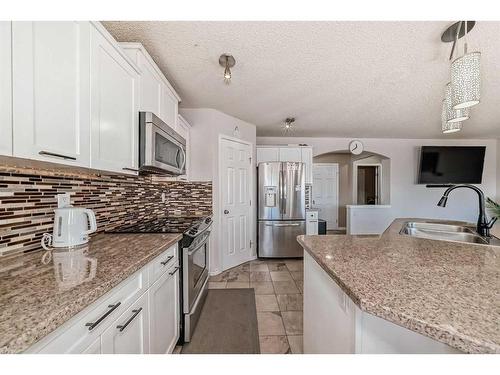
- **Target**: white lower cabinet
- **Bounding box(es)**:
[149,265,180,354]
[82,337,102,354]
[27,244,180,354]
[102,292,150,354]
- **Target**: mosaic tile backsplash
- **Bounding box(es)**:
[0,165,212,257]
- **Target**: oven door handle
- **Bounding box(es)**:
[186,232,210,256]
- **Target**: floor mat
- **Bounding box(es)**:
[181,288,260,354]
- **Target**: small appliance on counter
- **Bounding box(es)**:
[41,196,97,263]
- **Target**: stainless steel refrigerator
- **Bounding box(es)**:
[258,162,306,258]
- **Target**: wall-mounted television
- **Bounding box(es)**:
[417,146,486,184]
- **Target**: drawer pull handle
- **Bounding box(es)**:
[160,256,174,266]
[39,150,77,161]
[169,267,180,276]
[122,167,139,172]
[85,302,121,331]
[116,307,143,332]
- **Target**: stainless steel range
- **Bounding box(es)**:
[108,215,212,343]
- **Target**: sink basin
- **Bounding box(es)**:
[400,221,490,245]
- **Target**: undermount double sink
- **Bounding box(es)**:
[400,221,500,246]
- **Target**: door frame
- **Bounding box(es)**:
[217,134,255,273]
[312,163,340,230]
[353,163,382,205]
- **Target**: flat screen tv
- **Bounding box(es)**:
[417,146,486,184]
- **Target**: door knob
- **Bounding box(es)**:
[224,210,229,214]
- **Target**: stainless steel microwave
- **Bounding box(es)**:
[139,112,186,175]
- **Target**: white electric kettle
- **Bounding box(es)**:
[42,207,97,251]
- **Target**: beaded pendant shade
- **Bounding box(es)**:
[450,21,481,109]
[444,82,469,123]
[451,51,481,109]
[441,100,462,133]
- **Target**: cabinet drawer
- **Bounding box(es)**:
[148,243,178,285]
[34,269,148,353]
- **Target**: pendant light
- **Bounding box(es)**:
[444,82,469,123]
[441,99,462,133]
[282,117,296,134]
[450,21,481,109]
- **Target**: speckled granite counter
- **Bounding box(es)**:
[297,218,500,354]
[0,233,182,354]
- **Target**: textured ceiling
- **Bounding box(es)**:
[102,21,500,138]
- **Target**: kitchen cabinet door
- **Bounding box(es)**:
[102,292,150,354]
[149,265,180,354]
[279,147,302,162]
[301,147,313,184]
[256,147,279,164]
[90,25,139,175]
[11,21,91,166]
[0,22,12,156]
[160,84,178,130]
[81,337,102,354]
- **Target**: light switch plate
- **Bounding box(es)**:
[57,193,71,208]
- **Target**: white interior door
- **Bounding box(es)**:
[312,164,339,230]
[220,137,252,271]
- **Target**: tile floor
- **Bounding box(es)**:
[208,258,304,354]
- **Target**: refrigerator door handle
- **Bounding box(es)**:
[279,167,284,215]
[282,167,287,215]
[268,223,301,227]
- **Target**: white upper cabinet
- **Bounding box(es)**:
[120,43,180,130]
[90,25,140,175]
[256,147,279,164]
[279,147,302,162]
[0,22,12,156]
[160,84,179,129]
[301,147,313,184]
[11,21,91,166]
[257,146,313,183]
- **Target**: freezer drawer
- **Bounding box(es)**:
[258,220,305,258]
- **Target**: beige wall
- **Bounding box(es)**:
[313,152,352,228]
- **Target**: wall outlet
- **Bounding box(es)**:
[161,192,166,203]
[57,193,72,208]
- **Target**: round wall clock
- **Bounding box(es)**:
[349,140,364,155]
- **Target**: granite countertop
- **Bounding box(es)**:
[297,218,500,354]
[0,232,182,354]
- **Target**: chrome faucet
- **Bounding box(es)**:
[437,184,497,237]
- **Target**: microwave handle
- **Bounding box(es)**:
[179,147,187,172]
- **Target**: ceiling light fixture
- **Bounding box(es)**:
[218,54,236,84]
[440,21,481,134]
[282,117,296,134]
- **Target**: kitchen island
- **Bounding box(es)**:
[297,218,500,354]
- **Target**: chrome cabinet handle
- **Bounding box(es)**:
[39,150,76,161]
[169,266,180,276]
[116,307,143,332]
[122,167,139,172]
[160,255,174,266]
[85,302,121,331]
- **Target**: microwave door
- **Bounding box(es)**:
[147,125,184,174]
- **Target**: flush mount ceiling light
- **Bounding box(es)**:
[282,117,296,134]
[218,54,236,84]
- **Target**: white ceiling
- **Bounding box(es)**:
[102,21,500,139]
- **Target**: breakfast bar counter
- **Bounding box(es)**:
[297,218,500,354]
